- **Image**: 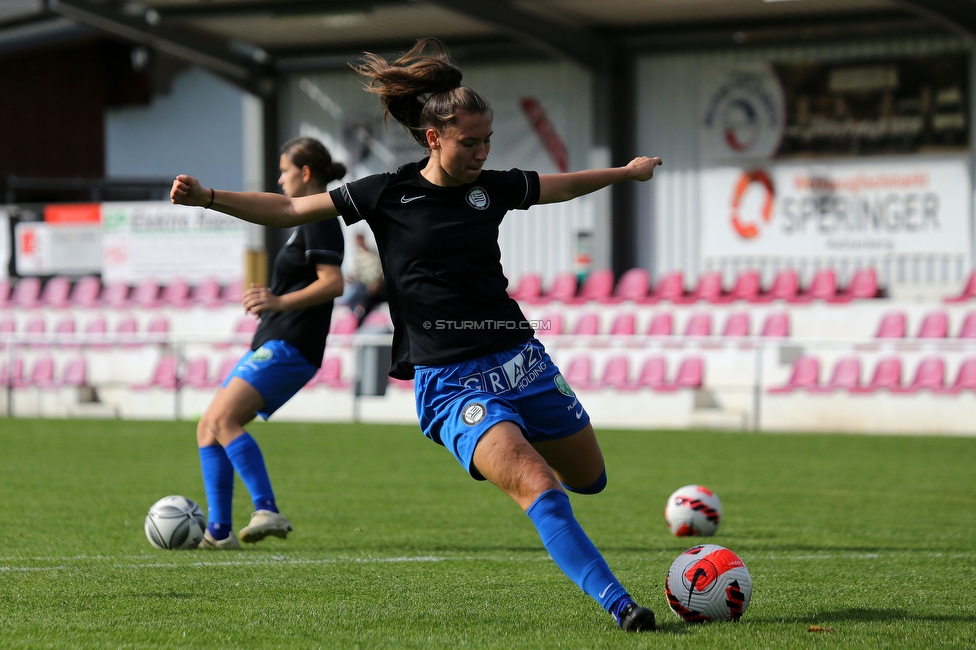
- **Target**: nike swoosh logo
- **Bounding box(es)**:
[599,583,613,599]
[400,195,426,203]
[575,407,584,419]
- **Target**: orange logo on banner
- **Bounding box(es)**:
[20,229,36,254]
[730,170,775,239]
[44,203,101,224]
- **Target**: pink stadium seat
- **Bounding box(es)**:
[564,355,594,390]
[571,269,614,304]
[537,312,564,336]
[721,312,750,337]
[722,270,761,303]
[215,356,240,382]
[509,273,542,302]
[310,356,348,388]
[600,356,631,389]
[652,271,685,303]
[330,310,360,335]
[131,279,161,308]
[146,317,170,339]
[135,355,179,390]
[758,269,799,302]
[895,357,945,392]
[214,316,258,350]
[941,358,976,393]
[917,312,948,339]
[116,315,140,349]
[795,268,837,302]
[684,271,724,303]
[811,357,861,392]
[27,356,56,388]
[1,358,25,388]
[834,268,880,302]
[69,276,101,308]
[222,279,244,305]
[83,317,109,349]
[958,312,976,339]
[60,357,87,387]
[659,357,704,391]
[191,277,223,307]
[647,313,673,337]
[102,281,131,309]
[543,272,578,304]
[609,312,637,336]
[635,356,667,390]
[572,312,600,336]
[851,357,902,393]
[0,318,15,349]
[0,278,11,308]
[181,357,212,389]
[876,312,907,339]
[40,276,71,308]
[25,317,47,348]
[610,268,652,303]
[769,356,820,393]
[360,309,392,332]
[11,277,42,308]
[944,270,976,303]
[161,278,192,308]
[54,317,78,349]
[683,313,712,337]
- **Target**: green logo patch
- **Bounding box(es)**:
[251,347,273,362]
[554,374,575,397]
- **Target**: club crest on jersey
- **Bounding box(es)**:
[466,187,489,210]
[251,347,273,362]
[554,374,575,398]
[462,402,487,425]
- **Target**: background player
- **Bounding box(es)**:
[196,137,346,549]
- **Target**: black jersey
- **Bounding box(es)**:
[251,220,344,367]
[330,159,540,379]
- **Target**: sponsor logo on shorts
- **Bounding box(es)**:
[461,402,487,426]
[554,374,575,397]
[460,342,545,394]
[466,187,489,210]
[251,347,273,362]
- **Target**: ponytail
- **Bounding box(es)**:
[280,137,347,185]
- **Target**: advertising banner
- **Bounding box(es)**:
[701,157,971,258]
[14,221,102,275]
[101,202,246,283]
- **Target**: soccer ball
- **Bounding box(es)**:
[664,484,722,536]
[145,495,207,550]
[665,544,752,623]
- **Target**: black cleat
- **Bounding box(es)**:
[618,602,657,632]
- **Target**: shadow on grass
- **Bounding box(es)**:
[754,608,976,624]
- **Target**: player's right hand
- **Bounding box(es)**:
[170,174,209,206]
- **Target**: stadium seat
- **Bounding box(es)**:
[683,271,724,303]
[794,268,837,302]
[27,356,56,388]
[537,312,564,336]
[572,312,600,336]
[83,316,108,346]
[191,277,224,307]
[310,356,348,388]
[221,279,244,305]
[570,269,614,304]
[958,312,976,338]
[134,355,179,390]
[509,272,542,302]
[69,276,101,308]
[360,309,392,332]
[652,271,685,303]
[0,358,25,388]
[131,279,161,308]
[941,358,976,393]
[215,356,240,383]
[146,316,170,335]
[116,316,140,349]
[60,357,87,387]
[0,317,15,348]
[811,357,861,392]
[647,313,674,337]
[851,357,902,393]
[0,278,11,308]
[721,312,750,337]
[161,278,192,308]
[895,357,945,393]
[181,357,212,389]
[11,277,42,309]
[721,270,761,303]
[876,312,907,339]
[609,312,637,336]
[541,272,578,304]
[683,313,712,337]
[834,268,880,302]
[944,269,976,303]
[917,312,948,339]
[102,281,131,309]
[54,317,78,349]
[40,276,71,308]
[330,310,360,335]
[610,268,652,303]
[757,269,799,302]
[769,356,820,393]
[564,355,594,390]
[634,356,668,390]
[658,357,704,391]
[25,317,47,348]
[599,356,631,389]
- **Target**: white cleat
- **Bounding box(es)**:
[197,530,241,550]
[239,510,293,544]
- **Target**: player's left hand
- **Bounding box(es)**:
[627,156,663,181]
[243,284,283,316]
[170,174,210,207]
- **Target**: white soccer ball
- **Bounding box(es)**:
[664,484,723,536]
[665,544,752,623]
[145,495,207,550]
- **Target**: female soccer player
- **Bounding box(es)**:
[172,39,661,631]
[196,137,346,549]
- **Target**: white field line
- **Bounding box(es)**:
[1,550,974,573]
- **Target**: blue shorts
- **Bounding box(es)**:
[414,338,591,479]
[222,340,318,419]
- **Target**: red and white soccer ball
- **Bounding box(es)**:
[144,495,206,550]
[664,484,723,536]
[665,544,752,623]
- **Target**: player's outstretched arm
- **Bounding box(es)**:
[170,174,341,228]
[537,156,662,205]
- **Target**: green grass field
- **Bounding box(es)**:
[0,418,974,649]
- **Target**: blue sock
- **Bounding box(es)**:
[562,468,608,495]
[525,489,627,612]
[224,432,278,513]
[199,444,234,538]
